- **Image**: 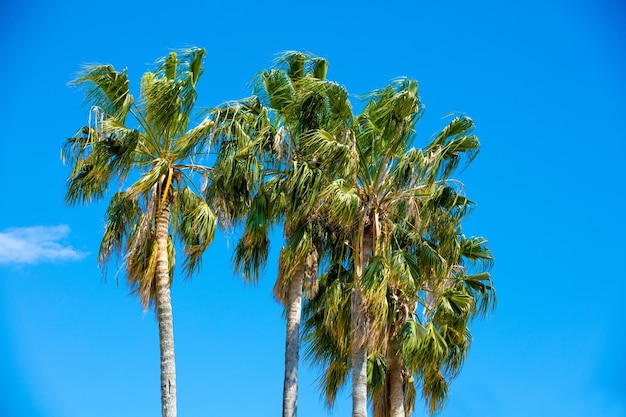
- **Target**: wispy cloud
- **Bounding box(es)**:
[0,225,87,265]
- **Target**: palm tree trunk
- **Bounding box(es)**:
[351,285,368,417]
[283,243,318,417]
[352,227,374,417]
[282,268,303,417]
[155,201,177,417]
[388,344,405,417]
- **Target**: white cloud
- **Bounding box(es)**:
[0,225,87,265]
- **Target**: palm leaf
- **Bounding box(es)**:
[71,64,134,123]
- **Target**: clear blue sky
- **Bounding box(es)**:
[1,1,624,416]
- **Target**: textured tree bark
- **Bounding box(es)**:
[388,344,405,417]
[351,285,368,417]
[352,227,374,417]
[282,268,304,417]
[155,201,177,417]
[283,244,318,417]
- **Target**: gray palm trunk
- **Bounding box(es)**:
[283,244,318,417]
[282,270,304,417]
[352,230,374,417]
[351,285,368,417]
[388,344,405,417]
[155,201,177,417]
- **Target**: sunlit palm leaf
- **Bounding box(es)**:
[71,64,133,123]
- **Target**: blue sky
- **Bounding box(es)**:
[1,1,625,416]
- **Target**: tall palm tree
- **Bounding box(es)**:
[370,198,496,417]
[211,52,353,417]
[303,79,494,417]
[62,48,219,417]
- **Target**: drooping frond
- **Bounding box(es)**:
[71,64,134,123]
[172,186,217,276]
[361,256,391,341]
[461,235,494,265]
[275,226,313,301]
[232,190,274,283]
[302,265,353,407]
[369,353,389,415]
[426,115,479,180]
[99,191,139,273]
[62,122,141,205]
[460,272,496,317]
[126,159,170,198]
[284,160,324,222]
[421,369,448,414]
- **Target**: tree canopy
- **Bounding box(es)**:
[64,49,495,417]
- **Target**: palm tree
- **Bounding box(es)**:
[371,199,496,417]
[211,52,353,417]
[62,48,220,417]
[303,79,494,417]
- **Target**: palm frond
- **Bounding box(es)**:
[172,186,217,276]
[99,191,139,272]
[426,116,479,179]
[275,226,312,299]
[461,236,494,265]
[232,191,273,283]
[126,159,170,198]
[71,64,134,123]
[322,179,360,227]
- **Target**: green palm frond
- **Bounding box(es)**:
[64,152,113,205]
[140,71,184,142]
[284,160,324,220]
[125,229,159,310]
[385,147,429,192]
[461,236,494,265]
[232,191,273,283]
[71,64,134,123]
[368,353,388,395]
[302,265,353,407]
[399,319,427,355]
[426,116,479,180]
[143,49,205,140]
[417,240,448,278]
[62,122,140,205]
[322,179,360,227]
[326,83,353,129]
[361,255,390,334]
[394,249,421,294]
[421,369,448,414]
[461,272,496,317]
[301,129,356,181]
[257,69,295,113]
[276,226,312,296]
[99,191,139,271]
[172,186,217,276]
[126,159,170,198]
[428,115,474,148]
[174,116,215,159]
[436,290,473,318]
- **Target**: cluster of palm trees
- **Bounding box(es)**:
[62,48,495,417]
